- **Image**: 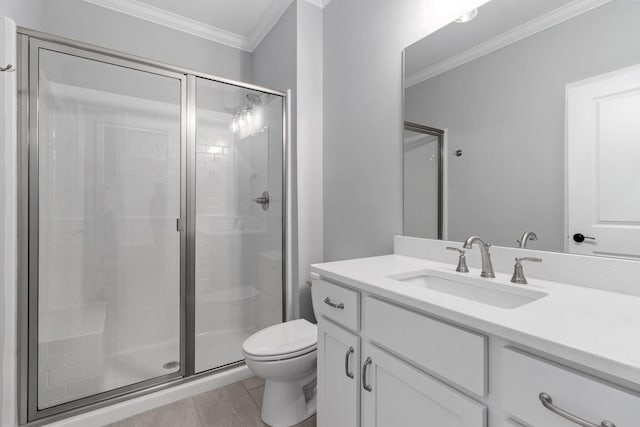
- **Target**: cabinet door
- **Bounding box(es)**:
[362,345,486,427]
[317,319,360,427]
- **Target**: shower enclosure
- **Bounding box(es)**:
[403,122,444,239]
[17,29,288,424]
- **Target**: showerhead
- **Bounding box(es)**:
[246,93,262,105]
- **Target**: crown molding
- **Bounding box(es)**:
[83,0,254,51]
[83,0,332,53]
[246,0,295,51]
[405,0,613,88]
[248,0,332,50]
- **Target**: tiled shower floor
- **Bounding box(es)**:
[103,329,252,392]
[105,376,316,427]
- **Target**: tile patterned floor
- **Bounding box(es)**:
[105,377,316,427]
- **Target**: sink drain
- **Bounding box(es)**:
[163,361,180,370]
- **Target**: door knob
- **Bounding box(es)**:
[573,233,596,243]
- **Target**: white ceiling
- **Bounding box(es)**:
[83,0,332,52]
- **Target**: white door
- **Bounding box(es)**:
[567,65,640,258]
[361,345,486,427]
[317,319,360,427]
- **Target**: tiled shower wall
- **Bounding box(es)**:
[194,100,283,338]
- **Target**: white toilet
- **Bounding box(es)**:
[242,319,317,427]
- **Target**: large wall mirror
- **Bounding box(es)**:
[403,0,640,258]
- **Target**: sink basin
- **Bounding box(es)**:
[388,269,548,309]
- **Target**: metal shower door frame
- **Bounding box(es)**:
[16,28,290,425]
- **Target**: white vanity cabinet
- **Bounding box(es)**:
[312,275,640,427]
[312,278,487,427]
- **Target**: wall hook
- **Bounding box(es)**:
[0,64,15,72]
[455,149,463,157]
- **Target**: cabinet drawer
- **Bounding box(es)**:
[503,348,640,427]
[365,297,487,396]
[312,279,360,332]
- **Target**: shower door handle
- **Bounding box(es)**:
[253,191,270,211]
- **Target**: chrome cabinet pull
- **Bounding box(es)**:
[362,357,373,392]
[344,346,355,379]
[539,393,616,427]
[324,297,344,310]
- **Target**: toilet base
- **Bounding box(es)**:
[261,373,317,427]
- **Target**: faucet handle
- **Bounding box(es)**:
[515,257,542,264]
[511,257,542,284]
[446,247,469,273]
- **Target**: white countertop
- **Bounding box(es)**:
[311,254,640,386]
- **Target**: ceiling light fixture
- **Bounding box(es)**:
[231,93,265,138]
[454,8,478,24]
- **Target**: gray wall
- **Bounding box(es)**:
[405,1,640,251]
[322,0,487,261]
[252,2,301,318]
[295,0,323,323]
[44,0,253,81]
[0,1,43,30]
[6,0,252,82]
[0,16,17,427]
[252,0,324,323]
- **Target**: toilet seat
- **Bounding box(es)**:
[243,319,317,362]
[244,344,317,362]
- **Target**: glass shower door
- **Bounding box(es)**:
[33,44,184,410]
[20,32,288,424]
[194,77,284,373]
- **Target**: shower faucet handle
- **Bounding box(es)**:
[253,191,270,211]
[446,247,469,273]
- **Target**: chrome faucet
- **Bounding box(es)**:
[517,231,538,248]
[463,236,495,278]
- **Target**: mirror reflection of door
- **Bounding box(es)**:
[567,64,640,259]
[403,123,443,239]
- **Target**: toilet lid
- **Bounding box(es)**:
[242,319,317,358]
